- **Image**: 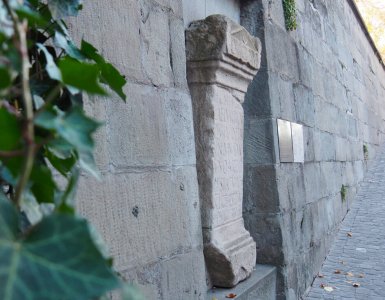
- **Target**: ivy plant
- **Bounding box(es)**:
[341,184,347,202]
[0,0,139,299]
[363,144,368,160]
[283,0,297,31]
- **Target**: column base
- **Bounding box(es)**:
[203,219,257,287]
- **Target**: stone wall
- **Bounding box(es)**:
[69,1,207,299]
[183,0,240,27]
[241,0,385,299]
[65,0,385,299]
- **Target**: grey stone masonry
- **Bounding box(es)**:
[186,15,262,288]
[306,144,385,299]
[240,0,385,299]
[69,1,208,299]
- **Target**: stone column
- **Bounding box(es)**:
[186,15,261,288]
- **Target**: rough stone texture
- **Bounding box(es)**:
[186,15,261,288]
[207,265,277,300]
[182,0,241,27]
[241,0,385,299]
[306,145,385,299]
[68,1,207,299]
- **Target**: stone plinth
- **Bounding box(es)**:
[186,15,261,288]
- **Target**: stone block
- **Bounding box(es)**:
[313,130,336,162]
[169,16,188,89]
[118,249,206,300]
[265,22,299,82]
[269,72,296,120]
[263,0,286,29]
[160,250,207,299]
[243,212,284,265]
[207,265,277,300]
[244,118,279,165]
[303,126,315,162]
[76,166,203,272]
[243,165,279,214]
[320,162,341,196]
[139,2,173,86]
[276,164,306,212]
[303,162,323,203]
[243,67,272,118]
[293,83,315,127]
[69,1,144,82]
[106,84,196,168]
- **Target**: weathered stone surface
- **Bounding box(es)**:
[186,15,261,287]
[207,265,277,300]
[241,0,385,298]
[69,1,208,299]
[183,0,241,28]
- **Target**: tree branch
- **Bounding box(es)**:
[2,0,35,206]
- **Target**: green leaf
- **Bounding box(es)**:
[47,0,83,19]
[0,67,11,90]
[58,57,106,95]
[35,108,100,177]
[0,192,17,240]
[0,195,119,300]
[58,167,79,208]
[37,43,62,82]
[100,62,127,101]
[15,6,48,28]
[54,32,85,60]
[0,108,21,151]
[79,151,100,179]
[37,108,100,153]
[81,40,127,101]
[30,164,57,204]
[80,40,103,63]
[45,147,76,177]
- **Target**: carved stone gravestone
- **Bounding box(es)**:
[186,15,261,287]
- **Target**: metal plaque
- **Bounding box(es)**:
[277,119,294,163]
[292,123,304,163]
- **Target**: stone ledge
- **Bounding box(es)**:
[207,265,277,300]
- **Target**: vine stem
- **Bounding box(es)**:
[2,0,35,206]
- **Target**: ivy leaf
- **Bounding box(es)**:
[35,108,100,153]
[30,164,57,204]
[45,147,76,177]
[57,167,79,209]
[0,194,119,300]
[0,67,11,90]
[58,57,106,95]
[37,43,62,82]
[35,108,100,177]
[54,32,85,61]
[0,192,17,239]
[0,108,21,151]
[81,40,127,101]
[14,5,48,28]
[99,62,127,101]
[47,0,83,19]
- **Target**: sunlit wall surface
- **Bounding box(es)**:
[355,0,385,60]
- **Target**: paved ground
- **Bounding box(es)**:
[306,146,385,300]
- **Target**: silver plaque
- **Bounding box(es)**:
[277,119,294,163]
[292,123,304,163]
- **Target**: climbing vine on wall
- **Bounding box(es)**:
[341,184,347,201]
[0,0,140,299]
[282,0,297,31]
